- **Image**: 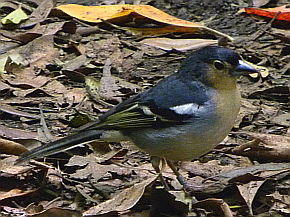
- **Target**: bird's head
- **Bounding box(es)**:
[178,46,259,90]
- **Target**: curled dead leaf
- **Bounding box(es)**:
[84,175,157,215]
[140,38,218,51]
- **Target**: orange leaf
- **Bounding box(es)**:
[245,5,290,21]
[0,188,37,200]
[125,5,201,27]
[56,4,233,40]
[56,4,127,23]
[56,4,201,26]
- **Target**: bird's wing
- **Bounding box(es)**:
[80,92,180,131]
[82,75,211,131]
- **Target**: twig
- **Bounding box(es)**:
[250,11,281,42]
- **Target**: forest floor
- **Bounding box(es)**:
[0,0,289,216]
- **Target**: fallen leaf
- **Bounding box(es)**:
[242,5,290,22]
[0,80,10,92]
[24,207,82,217]
[231,132,290,162]
[150,188,190,216]
[1,6,28,24]
[0,35,58,80]
[84,175,157,215]
[242,60,269,78]
[0,189,22,200]
[216,163,290,181]
[56,4,233,40]
[140,38,218,51]
[267,191,290,214]
[1,21,76,44]
[25,204,44,215]
[99,59,123,103]
[0,188,37,201]
[271,113,290,127]
[237,180,265,215]
[0,104,41,119]
[69,159,132,181]
[248,86,289,103]
[237,132,290,147]
[193,198,233,217]
[0,156,34,175]
[47,168,63,189]
[0,138,28,155]
[0,125,39,140]
[21,0,53,28]
[252,0,271,8]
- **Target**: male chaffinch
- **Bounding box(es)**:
[16,46,258,175]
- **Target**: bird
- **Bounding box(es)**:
[16,46,258,184]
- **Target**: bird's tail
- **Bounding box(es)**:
[16,129,104,165]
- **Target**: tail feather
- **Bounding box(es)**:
[16,129,104,164]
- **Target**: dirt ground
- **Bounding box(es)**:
[0,0,289,216]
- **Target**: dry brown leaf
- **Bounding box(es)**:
[246,132,290,147]
[0,156,33,175]
[71,160,132,181]
[99,59,123,103]
[235,132,290,150]
[0,189,23,200]
[0,35,58,83]
[65,153,95,167]
[6,69,50,89]
[0,103,40,119]
[24,207,82,217]
[0,188,37,201]
[232,132,290,162]
[267,191,290,214]
[84,175,157,215]
[193,198,233,217]
[0,138,27,155]
[14,34,57,68]
[1,21,76,44]
[140,38,218,51]
[0,80,10,92]
[0,125,39,140]
[62,54,87,72]
[47,168,63,189]
[85,36,121,64]
[252,0,271,8]
[63,88,87,104]
[21,0,53,28]
[237,180,266,215]
[24,203,45,215]
[272,113,290,127]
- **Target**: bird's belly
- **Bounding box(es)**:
[125,90,240,161]
[125,119,230,161]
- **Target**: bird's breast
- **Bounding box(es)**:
[124,87,241,161]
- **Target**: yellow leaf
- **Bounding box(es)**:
[1,6,28,24]
[56,4,129,23]
[243,60,269,78]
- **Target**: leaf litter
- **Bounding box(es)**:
[0,0,289,216]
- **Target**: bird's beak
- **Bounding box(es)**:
[234,60,259,76]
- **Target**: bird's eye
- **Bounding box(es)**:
[213,60,225,70]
